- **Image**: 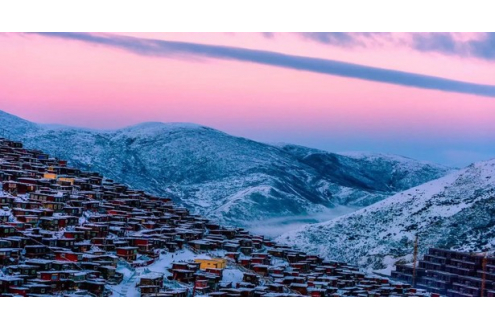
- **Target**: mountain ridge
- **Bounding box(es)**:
[0,109,451,228]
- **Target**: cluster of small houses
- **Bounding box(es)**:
[0,137,438,297]
[392,248,495,297]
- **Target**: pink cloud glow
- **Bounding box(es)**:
[0,32,494,165]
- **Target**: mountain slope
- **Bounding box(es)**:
[277,159,495,273]
[280,144,451,197]
[1,109,450,227]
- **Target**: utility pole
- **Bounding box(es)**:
[481,252,488,297]
[412,234,419,287]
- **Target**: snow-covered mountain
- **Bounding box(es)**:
[280,144,451,197]
[1,109,450,227]
[278,159,495,273]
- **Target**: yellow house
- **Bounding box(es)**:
[194,258,227,270]
[43,173,57,180]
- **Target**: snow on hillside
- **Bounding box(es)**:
[340,151,454,190]
[1,109,451,230]
[281,144,453,193]
[277,159,495,273]
[109,249,212,297]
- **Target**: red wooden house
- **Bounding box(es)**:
[55,250,80,262]
[251,264,269,276]
[2,181,36,195]
[8,286,28,297]
[139,274,164,288]
[130,237,153,253]
[116,247,138,261]
[170,269,195,283]
[80,280,106,296]
[63,231,85,242]
[239,257,252,268]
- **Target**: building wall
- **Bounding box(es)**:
[194,258,226,270]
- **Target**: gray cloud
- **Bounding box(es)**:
[293,32,495,61]
[411,33,495,60]
[468,33,495,60]
[261,32,275,39]
[30,32,495,98]
[412,33,461,55]
[299,32,388,47]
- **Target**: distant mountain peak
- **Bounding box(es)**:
[122,121,205,131]
[114,121,219,139]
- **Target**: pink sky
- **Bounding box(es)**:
[0,32,494,166]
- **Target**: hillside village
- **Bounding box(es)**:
[0,136,439,297]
